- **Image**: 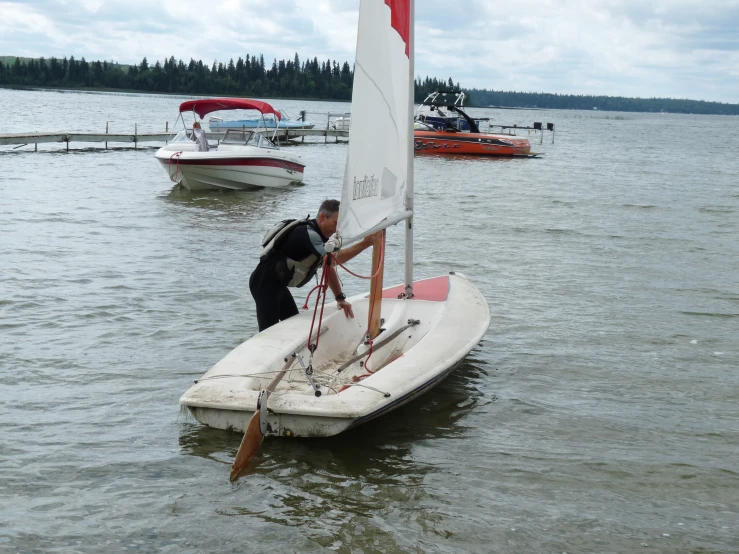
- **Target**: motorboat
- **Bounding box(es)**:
[154,98,305,191]
[208,109,315,131]
[414,90,532,156]
[180,0,490,479]
[415,90,483,131]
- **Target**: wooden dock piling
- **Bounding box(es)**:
[1,122,348,152]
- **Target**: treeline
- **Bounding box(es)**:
[0,54,353,99]
[5,55,732,114]
[0,54,460,103]
[465,88,739,115]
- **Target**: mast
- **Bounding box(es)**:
[368,229,385,340]
[404,0,415,299]
[369,0,414,336]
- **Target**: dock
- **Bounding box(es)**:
[0,131,175,151]
[0,127,349,152]
[488,122,555,144]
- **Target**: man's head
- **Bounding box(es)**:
[316,199,340,237]
[193,121,201,129]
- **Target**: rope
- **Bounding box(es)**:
[331,235,385,280]
[310,366,391,397]
[299,233,390,393]
[306,255,331,354]
[301,283,323,310]
[194,368,297,383]
[167,151,183,182]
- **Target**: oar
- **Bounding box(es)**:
[229,358,293,482]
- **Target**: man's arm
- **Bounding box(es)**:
[327,264,342,298]
[334,234,375,264]
[326,234,377,319]
[327,264,354,319]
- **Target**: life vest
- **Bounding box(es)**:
[260,217,323,288]
[260,217,309,258]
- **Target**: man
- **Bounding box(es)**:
[192,121,208,152]
[249,199,374,332]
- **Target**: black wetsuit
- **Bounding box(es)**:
[249,219,328,331]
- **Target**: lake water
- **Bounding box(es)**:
[1,88,738,553]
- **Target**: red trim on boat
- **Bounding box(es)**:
[382,275,450,302]
[158,157,304,173]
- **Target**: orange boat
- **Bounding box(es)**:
[414,91,532,157]
[414,127,531,156]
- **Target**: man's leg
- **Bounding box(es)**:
[278,287,299,322]
[250,271,281,332]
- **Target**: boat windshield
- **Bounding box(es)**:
[221,129,278,149]
[413,121,436,131]
[221,129,254,145]
[171,129,196,143]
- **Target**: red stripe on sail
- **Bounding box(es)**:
[384,0,410,57]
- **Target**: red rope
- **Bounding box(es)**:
[363,339,377,374]
[314,258,330,350]
[306,255,330,352]
[301,284,323,310]
[305,234,388,388]
[167,151,183,182]
[331,234,385,280]
[345,231,386,375]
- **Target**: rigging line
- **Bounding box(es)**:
[338,380,392,397]
[301,283,323,310]
[195,365,392,398]
[309,369,388,397]
[335,321,417,373]
[193,369,299,383]
[306,255,331,354]
[331,236,385,280]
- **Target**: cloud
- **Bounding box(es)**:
[1,0,738,103]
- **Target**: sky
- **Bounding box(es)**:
[1,0,738,104]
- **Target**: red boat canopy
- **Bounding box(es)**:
[178,98,281,120]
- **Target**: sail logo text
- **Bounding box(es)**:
[352,175,379,200]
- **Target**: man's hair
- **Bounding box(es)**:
[318,199,340,217]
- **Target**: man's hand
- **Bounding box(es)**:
[337,299,354,318]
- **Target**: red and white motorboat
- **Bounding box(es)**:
[154,98,305,191]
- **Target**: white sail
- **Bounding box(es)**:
[337,0,413,245]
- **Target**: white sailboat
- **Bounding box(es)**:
[179,0,490,477]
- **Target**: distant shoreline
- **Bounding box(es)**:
[2,84,737,116]
[479,105,546,110]
[3,53,737,114]
[0,84,351,104]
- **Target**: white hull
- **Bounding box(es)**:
[154,144,304,191]
[180,274,490,437]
